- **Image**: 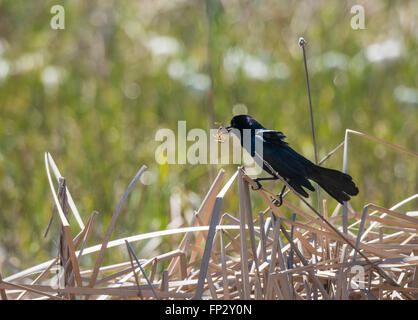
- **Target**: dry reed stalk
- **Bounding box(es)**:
[87,165,147,294]
[0,273,8,300]
[193,170,237,299]
[126,242,144,300]
[238,169,251,299]
[45,153,82,287]
[186,170,225,270]
[0,280,67,300]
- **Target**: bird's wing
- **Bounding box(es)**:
[256,129,287,144]
[255,129,315,190]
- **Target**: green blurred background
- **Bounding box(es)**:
[0,0,417,276]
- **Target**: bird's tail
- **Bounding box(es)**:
[307,164,359,204]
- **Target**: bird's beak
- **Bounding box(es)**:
[225,126,232,132]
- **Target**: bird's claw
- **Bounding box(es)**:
[251,180,262,191]
[271,195,283,207]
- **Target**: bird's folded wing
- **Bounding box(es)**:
[256,129,287,143]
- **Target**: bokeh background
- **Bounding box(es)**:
[0,0,417,276]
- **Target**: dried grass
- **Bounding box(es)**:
[0,130,417,300]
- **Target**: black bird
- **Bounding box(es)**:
[225,115,359,205]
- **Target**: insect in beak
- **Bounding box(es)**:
[214,125,231,143]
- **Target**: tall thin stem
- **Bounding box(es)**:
[299,37,321,213]
[205,0,216,180]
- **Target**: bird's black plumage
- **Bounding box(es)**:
[227,115,359,204]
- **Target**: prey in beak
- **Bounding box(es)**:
[214,125,232,143]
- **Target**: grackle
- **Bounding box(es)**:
[225,115,359,205]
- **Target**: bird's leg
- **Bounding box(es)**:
[272,184,287,207]
[251,176,278,190]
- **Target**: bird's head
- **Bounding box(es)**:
[225,115,264,133]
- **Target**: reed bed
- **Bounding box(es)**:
[0,129,417,300]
